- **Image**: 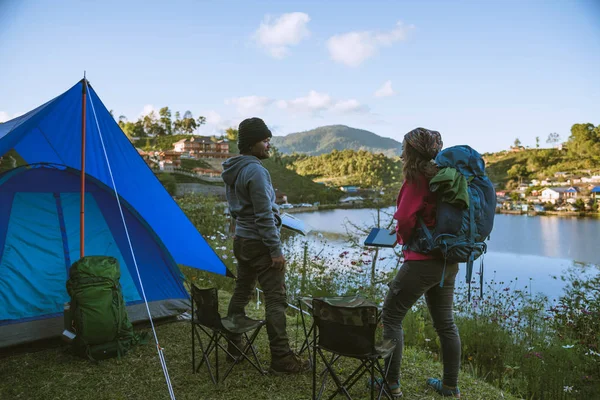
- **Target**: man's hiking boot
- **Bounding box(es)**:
[426,378,461,398]
[269,351,310,375]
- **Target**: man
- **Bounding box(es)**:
[221,117,308,375]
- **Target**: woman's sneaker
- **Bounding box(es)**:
[426,378,461,398]
[367,378,403,398]
[269,351,310,375]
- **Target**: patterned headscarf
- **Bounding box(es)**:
[404,127,443,160]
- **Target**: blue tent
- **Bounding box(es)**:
[0,80,227,347]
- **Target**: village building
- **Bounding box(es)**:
[540,187,579,204]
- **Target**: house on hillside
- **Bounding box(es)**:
[158,150,181,169]
[540,187,579,204]
[340,186,359,193]
[173,137,230,158]
[591,186,600,200]
[192,167,221,178]
[275,191,288,204]
[136,148,154,168]
[340,196,364,205]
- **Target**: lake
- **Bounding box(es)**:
[288,208,600,299]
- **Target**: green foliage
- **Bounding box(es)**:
[116,108,206,137]
[0,149,26,173]
[180,158,212,170]
[156,173,177,195]
[284,149,403,188]
[263,154,343,203]
[141,134,195,151]
[176,194,236,291]
[270,125,403,157]
[0,295,518,400]
[486,122,600,188]
[507,163,528,180]
[225,127,238,141]
[566,123,600,162]
[402,268,600,399]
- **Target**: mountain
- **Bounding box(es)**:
[271,125,403,157]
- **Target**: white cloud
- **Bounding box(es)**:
[139,104,159,118]
[225,96,273,115]
[277,91,370,116]
[204,110,224,126]
[0,111,24,123]
[327,21,412,67]
[277,90,333,114]
[332,99,370,114]
[201,110,238,135]
[254,12,311,58]
[374,80,396,97]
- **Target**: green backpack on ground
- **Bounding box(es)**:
[66,256,144,361]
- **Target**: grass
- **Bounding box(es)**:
[180,158,214,170]
[0,291,518,400]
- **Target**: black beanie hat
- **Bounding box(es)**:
[238,117,272,154]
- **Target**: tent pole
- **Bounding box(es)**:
[80,77,87,259]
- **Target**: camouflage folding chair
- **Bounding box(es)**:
[311,296,396,400]
[191,285,266,384]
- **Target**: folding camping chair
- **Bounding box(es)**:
[191,285,266,384]
[311,296,396,400]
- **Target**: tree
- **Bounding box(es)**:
[507,164,528,182]
[181,110,197,134]
[225,127,238,141]
[159,107,172,135]
[535,136,540,149]
[142,111,165,136]
[546,132,561,145]
[567,123,600,159]
[513,138,522,148]
[173,111,182,135]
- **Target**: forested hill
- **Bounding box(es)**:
[271,125,403,157]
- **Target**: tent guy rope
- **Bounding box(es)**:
[87,85,177,400]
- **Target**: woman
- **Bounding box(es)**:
[382,128,461,398]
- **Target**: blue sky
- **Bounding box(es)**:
[1,0,599,152]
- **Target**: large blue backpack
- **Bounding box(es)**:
[406,145,496,299]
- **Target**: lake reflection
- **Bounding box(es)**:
[289,208,600,299]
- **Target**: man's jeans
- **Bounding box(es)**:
[227,237,290,358]
[382,259,461,387]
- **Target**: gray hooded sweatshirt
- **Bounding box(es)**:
[221,155,282,258]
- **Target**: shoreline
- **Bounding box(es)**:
[496,209,600,218]
[286,204,600,219]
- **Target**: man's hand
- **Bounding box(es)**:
[271,255,286,271]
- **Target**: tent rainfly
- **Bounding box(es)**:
[0,80,228,348]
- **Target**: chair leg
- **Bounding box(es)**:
[196,327,218,371]
[342,359,370,395]
[243,329,265,373]
[312,323,317,400]
[375,358,394,400]
[193,326,217,385]
[317,348,352,400]
[215,332,219,383]
[370,360,375,400]
[192,322,195,374]
[298,301,314,366]
[221,326,266,381]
